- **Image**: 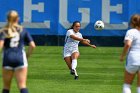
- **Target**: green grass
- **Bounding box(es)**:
[0,46,138,93]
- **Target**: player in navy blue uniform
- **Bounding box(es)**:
[0,11,36,93]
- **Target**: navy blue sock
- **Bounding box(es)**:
[2,89,9,93]
[20,88,28,93]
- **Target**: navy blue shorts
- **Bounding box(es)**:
[2,49,28,70]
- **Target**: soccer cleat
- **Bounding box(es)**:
[70,69,75,75]
[73,69,79,80]
[74,75,79,80]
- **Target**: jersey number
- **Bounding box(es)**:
[10,34,20,47]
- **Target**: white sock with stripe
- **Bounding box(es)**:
[72,59,77,70]
[72,59,78,76]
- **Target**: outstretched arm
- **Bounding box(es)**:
[80,40,96,48]
[70,35,84,42]
[70,35,96,48]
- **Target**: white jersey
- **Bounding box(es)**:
[125,29,140,66]
[64,29,82,49]
[63,29,82,58]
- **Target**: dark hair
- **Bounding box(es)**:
[68,21,81,30]
[129,14,140,28]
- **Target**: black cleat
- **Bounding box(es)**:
[74,76,79,80]
[70,69,75,75]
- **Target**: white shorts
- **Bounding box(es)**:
[63,48,79,58]
[125,65,140,74]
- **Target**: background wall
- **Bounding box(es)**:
[0,0,140,46]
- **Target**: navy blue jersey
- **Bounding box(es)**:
[0,28,33,68]
[0,29,33,49]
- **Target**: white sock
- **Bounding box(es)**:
[123,84,131,93]
[72,59,77,70]
[137,87,140,93]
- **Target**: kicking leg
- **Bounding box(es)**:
[64,56,72,70]
[71,52,79,80]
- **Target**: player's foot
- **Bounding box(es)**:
[74,75,79,80]
[73,69,79,80]
[70,69,75,75]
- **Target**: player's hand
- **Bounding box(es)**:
[120,55,124,62]
[90,45,96,48]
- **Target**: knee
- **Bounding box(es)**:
[72,55,79,59]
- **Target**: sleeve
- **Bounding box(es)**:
[124,30,134,42]
[24,30,33,43]
[67,30,74,37]
[0,32,5,40]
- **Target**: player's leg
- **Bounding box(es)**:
[137,70,140,93]
[63,48,73,70]
[123,70,136,93]
[2,68,14,93]
[71,52,79,79]
[71,52,79,70]
[64,57,72,70]
[64,57,76,75]
[15,67,28,93]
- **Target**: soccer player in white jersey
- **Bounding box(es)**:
[120,14,140,93]
[63,21,96,80]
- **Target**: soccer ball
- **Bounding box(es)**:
[94,20,104,30]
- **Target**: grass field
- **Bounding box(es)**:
[0,46,138,93]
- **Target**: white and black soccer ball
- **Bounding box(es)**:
[94,20,104,30]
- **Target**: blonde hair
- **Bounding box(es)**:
[2,10,23,38]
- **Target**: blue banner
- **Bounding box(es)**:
[0,0,140,36]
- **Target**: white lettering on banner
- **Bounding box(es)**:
[102,0,128,30]
[0,0,128,30]
[22,0,50,28]
[59,0,90,29]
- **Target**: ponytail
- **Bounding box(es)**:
[3,10,22,38]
